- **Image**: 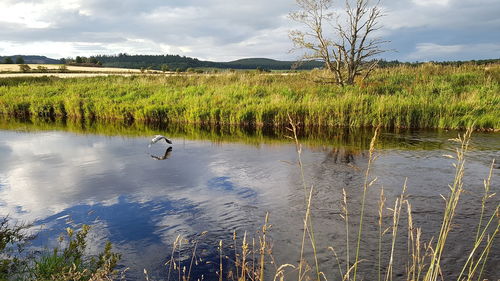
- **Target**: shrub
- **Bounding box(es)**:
[33,225,120,280]
[18,64,31,73]
[0,217,33,280]
[36,66,48,73]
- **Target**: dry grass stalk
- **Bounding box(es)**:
[352,126,380,281]
[328,246,344,279]
[219,240,223,281]
[341,188,350,281]
[167,235,181,281]
[240,232,248,281]
[273,264,296,281]
[253,238,256,281]
[186,231,208,281]
[259,213,270,281]
[384,180,407,281]
[234,231,240,279]
[378,187,386,281]
[423,128,472,281]
[469,159,496,278]
[287,114,320,281]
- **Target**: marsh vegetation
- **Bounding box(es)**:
[0,64,499,130]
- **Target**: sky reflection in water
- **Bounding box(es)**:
[0,128,498,280]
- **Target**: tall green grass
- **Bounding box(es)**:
[0,64,498,129]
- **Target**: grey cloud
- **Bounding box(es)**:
[0,0,498,61]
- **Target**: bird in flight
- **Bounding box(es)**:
[149,135,172,147]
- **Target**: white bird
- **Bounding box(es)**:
[149,135,172,147]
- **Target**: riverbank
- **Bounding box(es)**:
[0,64,498,129]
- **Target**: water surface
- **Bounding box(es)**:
[0,120,498,280]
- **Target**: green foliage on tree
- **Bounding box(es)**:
[15,57,24,64]
[36,66,48,73]
[3,57,13,64]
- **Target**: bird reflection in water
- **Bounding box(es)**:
[150,146,173,160]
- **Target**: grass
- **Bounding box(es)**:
[0,64,145,73]
[0,63,499,130]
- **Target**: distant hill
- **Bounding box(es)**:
[4,54,497,70]
[89,54,323,70]
[224,58,323,70]
[0,55,60,64]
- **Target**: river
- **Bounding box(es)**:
[0,119,498,280]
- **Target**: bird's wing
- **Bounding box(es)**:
[150,135,165,145]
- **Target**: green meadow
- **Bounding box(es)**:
[0,63,499,130]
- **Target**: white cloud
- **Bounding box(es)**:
[0,2,51,28]
[412,0,450,7]
[407,42,500,61]
[0,0,498,61]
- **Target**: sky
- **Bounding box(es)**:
[0,0,498,62]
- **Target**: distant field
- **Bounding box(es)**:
[0,64,148,73]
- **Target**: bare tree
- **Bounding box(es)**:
[289,0,387,86]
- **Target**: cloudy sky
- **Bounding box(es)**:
[0,0,498,62]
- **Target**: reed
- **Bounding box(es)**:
[0,64,498,130]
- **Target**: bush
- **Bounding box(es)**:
[33,225,120,280]
[15,57,24,64]
[0,217,33,280]
[0,217,121,280]
[36,66,48,73]
[18,64,31,73]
